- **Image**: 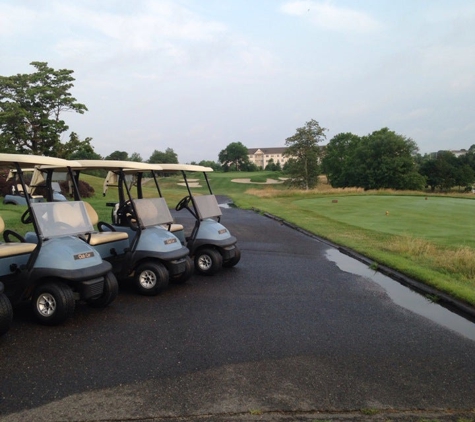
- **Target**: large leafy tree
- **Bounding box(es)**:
[198,160,221,171]
[218,142,249,171]
[106,151,129,161]
[352,128,425,190]
[283,119,326,190]
[419,151,461,191]
[0,61,87,155]
[129,152,143,162]
[148,147,178,164]
[323,128,425,190]
[321,132,361,188]
[59,132,101,160]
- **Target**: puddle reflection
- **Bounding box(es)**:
[325,248,475,342]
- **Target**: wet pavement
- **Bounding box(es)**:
[326,248,475,342]
[1,205,474,421]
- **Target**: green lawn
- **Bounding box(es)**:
[294,195,475,249]
[2,170,475,306]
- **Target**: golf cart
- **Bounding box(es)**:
[3,168,44,205]
[155,164,240,275]
[3,168,66,205]
[67,160,193,295]
[0,154,118,326]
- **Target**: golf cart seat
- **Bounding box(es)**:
[83,202,128,246]
[16,184,43,200]
[161,223,184,233]
[15,184,25,196]
[0,217,36,258]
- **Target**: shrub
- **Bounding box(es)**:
[58,180,95,199]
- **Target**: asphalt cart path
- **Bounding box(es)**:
[1,204,475,421]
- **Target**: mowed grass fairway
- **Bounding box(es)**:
[295,195,475,249]
[1,170,475,307]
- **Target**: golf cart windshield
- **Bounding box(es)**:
[193,195,222,220]
[31,201,94,238]
[133,198,174,227]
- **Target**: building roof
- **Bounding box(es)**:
[248,147,287,155]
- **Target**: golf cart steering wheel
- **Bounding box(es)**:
[21,208,33,224]
[3,229,27,243]
[175,196,191,211]
[117,200,138,230]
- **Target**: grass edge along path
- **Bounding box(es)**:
[229,191,475,309]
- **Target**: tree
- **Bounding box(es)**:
[321,132,361,188]
[458,148,475,174]
[198,160,222,171]
[218,142,249,171]
[57,132,101,160]
[283,119,326,189]
[454,164,475,190]
[106,151,129,161]
[129,152,143,162]
[419,151,460,191]
[0,61,87,155]
[148,148,178,164]
[351,128,425,190]
[265,158,282,172]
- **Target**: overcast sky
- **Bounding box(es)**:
[1,0,474,163]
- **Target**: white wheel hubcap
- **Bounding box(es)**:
[37,293,56,316]
[198,255,212,270]
[139,270,157,289]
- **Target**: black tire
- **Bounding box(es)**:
[194,247,223,276]
[223,245,241,268]
[32,282,75,326]
[171,256,194,284]
[87,272,119,308]
[134,262,169,296]
[0,294,13,336]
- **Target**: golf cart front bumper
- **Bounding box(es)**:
[190,236,237,257]
[221,244,237,261]
[166,258,187,276]
[133,246,190,277]
[31,261,113,301]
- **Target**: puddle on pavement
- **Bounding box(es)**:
[325,248,475,342]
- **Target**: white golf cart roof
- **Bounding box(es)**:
[0,153,76,168]
[156,163,213,172]
[77,160,163,171]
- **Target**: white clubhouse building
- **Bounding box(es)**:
[247,147,289,169]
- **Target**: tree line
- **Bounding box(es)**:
[219,123,475,192]
[322,129,475,192]
[1,63,473,192]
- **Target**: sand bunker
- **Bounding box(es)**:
[177,182,202,187]
[231,178,285,185]
[177,179,202,187]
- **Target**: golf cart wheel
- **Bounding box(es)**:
[194,247,222,276]
[134,262,169,296]
[223,245,241,268]
[87,272,119,308]
[32,282,75,326]
[171,256,194,284]
[0,294,13,336]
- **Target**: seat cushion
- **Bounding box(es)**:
[0,242,36,258]
[88,231,128,246]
